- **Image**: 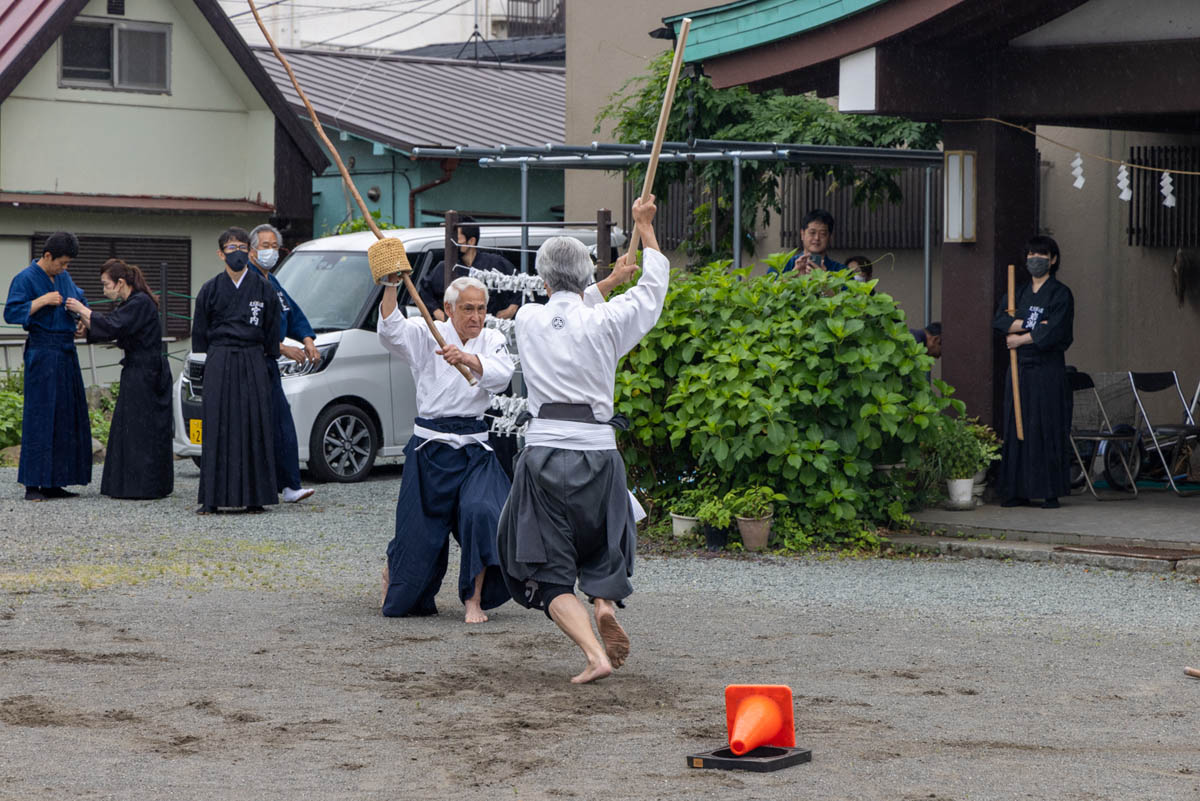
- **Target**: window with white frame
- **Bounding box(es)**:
[60,18,171,93]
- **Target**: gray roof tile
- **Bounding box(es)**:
[253,47,564,151]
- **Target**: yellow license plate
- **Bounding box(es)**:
[188,419,202,444]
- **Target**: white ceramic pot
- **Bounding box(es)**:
[946,478,975,510]
[670,513,700,538]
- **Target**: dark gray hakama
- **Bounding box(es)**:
[496,446,636,612]
[382,416,512,617]
[88,292,173,499]
[191,270,280,509]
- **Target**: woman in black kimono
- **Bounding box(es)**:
[992,235,1075,508]
[66,260,173,499]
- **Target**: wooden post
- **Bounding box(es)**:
[596,208,612,279]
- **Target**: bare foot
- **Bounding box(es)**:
[380,564,389,611]
[464,599,489,624]
[570,655,613,684]
[596,609,630,669]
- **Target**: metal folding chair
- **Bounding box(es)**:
[1127,371,1200,496]
[1068,371,1137,500]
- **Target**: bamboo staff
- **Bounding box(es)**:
[1007,264,1024,440]
[624,17,692,260]
[246,0,475,386]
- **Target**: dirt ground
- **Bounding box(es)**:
[2,465,1198,800]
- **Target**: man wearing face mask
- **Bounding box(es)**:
[249,224,317,504]
[992,235,1075,509]
[190,227,282,514]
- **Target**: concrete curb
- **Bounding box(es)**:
[887,534,1198,575]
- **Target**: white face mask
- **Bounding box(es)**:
[256,248,279,269]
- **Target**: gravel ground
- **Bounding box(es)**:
[2,460,1199,800]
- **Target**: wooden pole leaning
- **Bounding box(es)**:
[246,0,475,386]
[1008,264,1024,440]
[624,17,692,261]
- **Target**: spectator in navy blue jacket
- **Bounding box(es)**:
[250,223,317,504]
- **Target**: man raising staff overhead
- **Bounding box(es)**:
[496,195,667,684]
[377,271,514,623]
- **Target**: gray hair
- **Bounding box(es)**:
[535,236,593,294]
[249,223,282,249]
[444,276,489,308]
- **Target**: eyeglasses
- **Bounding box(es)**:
[223,245,249,253]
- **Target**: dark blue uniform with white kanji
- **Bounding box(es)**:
[191,269,280,508]
[3,262,91,489]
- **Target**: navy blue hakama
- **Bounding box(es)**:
[382,416,511,617]
[18,331,92,489]
[267,365,302,493]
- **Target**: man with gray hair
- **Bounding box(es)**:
[497,195,667,683]
[249,223,317,504]
[377,273,515,623]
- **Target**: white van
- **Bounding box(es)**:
[172,225,610,482]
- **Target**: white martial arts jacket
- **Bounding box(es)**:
[515,248,670,451]
[377,309,514,419]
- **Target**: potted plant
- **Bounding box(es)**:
[939,417,1000,509]
[696,496,735,551]
[728,486,786,551]
[668,487,706,538]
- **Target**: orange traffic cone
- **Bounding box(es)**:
[725,685,795,756]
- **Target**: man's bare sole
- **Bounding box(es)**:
[596,612,630,669]
[380,565,388,612]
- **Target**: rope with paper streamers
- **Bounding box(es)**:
[488,394,529,438]
[958,117,1192,206]
[468,267,548,299]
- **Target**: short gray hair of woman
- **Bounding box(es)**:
[536,236,593,294]
[444,276,489,308]
[249,223,282,249]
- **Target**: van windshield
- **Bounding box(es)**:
[275,251,375,332]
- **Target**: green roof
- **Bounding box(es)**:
[665,0,889,63]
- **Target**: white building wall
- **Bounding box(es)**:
[0,0,275,203]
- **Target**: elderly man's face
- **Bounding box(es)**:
[802,221,831,256]
[446,286,487,342]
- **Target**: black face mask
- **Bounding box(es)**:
[225,251,250,272]
[1026,256,1051,278]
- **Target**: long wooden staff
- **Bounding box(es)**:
[247,0,475,386]
[624,18,691,260]
[1007,264,1024,440]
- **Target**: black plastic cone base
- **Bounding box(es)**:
[686,745,812,772]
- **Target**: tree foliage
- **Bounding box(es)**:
[596,53,941,261]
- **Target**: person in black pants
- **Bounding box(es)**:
[992,236,1075,509]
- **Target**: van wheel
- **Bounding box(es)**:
[310,403,378,483]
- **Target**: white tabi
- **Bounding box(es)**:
[376,308,515,617]
[497,248,670,614]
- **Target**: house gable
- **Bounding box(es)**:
[0,0,326,205]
